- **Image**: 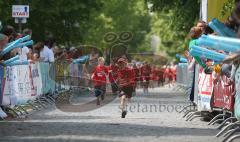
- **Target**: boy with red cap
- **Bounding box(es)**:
[91,57,108,105]
[116,58,135,118]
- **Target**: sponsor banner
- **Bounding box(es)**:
[39,62,51,94]
[234,66,240,120]
[213,75,234,111]
[31,62,43,96]
[4,65,35,105]
[0,66,5,105]
[197,67,213,111]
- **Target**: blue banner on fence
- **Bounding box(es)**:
[39,63,52,94]
[0,65,5,105]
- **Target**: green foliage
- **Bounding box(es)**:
[147,0,200,57]
[0,0,151,53]
[83,0,151,52]
[221,0,235,17]
[0,0,103,45]
[0,0,199,60]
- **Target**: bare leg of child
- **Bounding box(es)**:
[120,95,127,118]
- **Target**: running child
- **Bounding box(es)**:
[91,57,108,105]
[132,62,140,93]
[116,58,135,118]
[140,61,151,95]
[109,58,119,94]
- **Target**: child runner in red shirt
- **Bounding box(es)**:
[91,57,108,105]
[116,58,135,118]
[140,62,151,95]
[151,65,159,88]
[132,63,140,92]
[109,59,119,94]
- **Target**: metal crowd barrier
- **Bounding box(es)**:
[175,63,194,97]
[178,63,240,142]
[0,61,87,119]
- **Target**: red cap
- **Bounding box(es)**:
[117,58,127,64]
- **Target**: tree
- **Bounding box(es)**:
[146,0,200,57]
[83,0,151,52]
[0,0,103,45]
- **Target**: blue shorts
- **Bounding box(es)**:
[94,85,106,97]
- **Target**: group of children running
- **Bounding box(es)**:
[91,56,176,118]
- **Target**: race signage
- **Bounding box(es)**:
[12,5,29,18]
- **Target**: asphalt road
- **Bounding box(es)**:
[0,87,233,142]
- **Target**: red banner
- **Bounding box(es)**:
[213,75,234,111]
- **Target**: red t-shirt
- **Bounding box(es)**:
[158,68,164,79]
[109,64,119,83]
[133,67,140,81]
[117,67,135,88]
[164,68,172,78]
[170,66,177,80]
[141,65,151,81]
[151,68,159,81]
[92,65,109,86]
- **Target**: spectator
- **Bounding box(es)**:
[39,41,54,62]
[54,47,65,61]
[42,38,55,62]
[1,26,17,60]
[23,28,32,37]
[91,57,108,105]
[0,34,8,52]
[18,28,32,60]
[33,42,44,61]
[2,25,16,42]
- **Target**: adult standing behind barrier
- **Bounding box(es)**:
[2,25,17,43]
[82,48,100,88]
[0,34,8,54]
[39,43,54,62]
[33,42,44,61]
[1,26,17,61]
[184,21,214,118]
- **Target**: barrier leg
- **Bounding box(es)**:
[186,111,201,121]
[216,122,240,137]
[18,105,29,114]
[217,117,238,130]
[27,102,40,110]
[46,93,55,103]
[226,134,240,142]
[33,100,46,108]
[222,127,240,142]
[5,107,20,117]
[39,98,51,106]
[41,97,54,105]
[208,114,226,125]
[223,127,239,137]
[183,110,196,118]
[212,119,225,125]
[189,114,202,121]
[186,111,196,119]
[13,107,25,116]
[179,104,194,113]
